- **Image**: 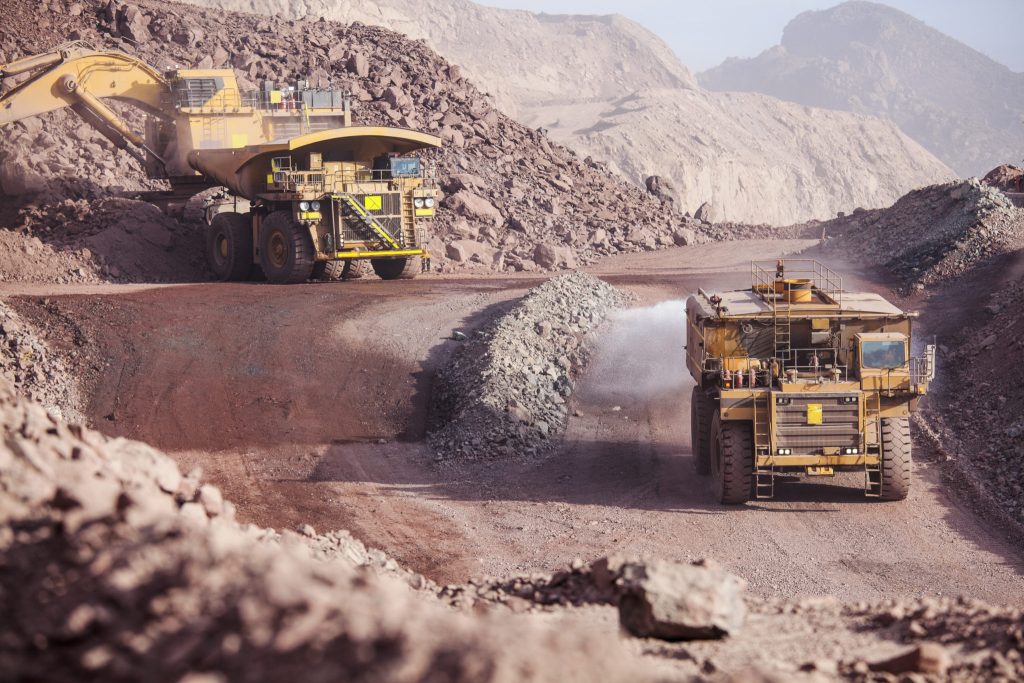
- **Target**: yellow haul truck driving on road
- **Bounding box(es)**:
[0,42,440,283]
[686,260,936,504]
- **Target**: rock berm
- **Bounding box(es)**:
[429,273,630,460]
[818,177,1022,288]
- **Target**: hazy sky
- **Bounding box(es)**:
[481,0,1024,72]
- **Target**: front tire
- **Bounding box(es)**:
[371,256,420,280]
[259,211,314,284]
[691,386,712,475]
[880,417,912,501]
[206,212,253,281]
[710,413,753,504]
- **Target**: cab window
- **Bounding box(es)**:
[861,340,906,369]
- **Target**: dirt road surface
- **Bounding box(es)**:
[7,238,1024,605]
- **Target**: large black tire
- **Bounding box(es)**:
[880,417,912,501]
[371,256,420,280]
[710,413,754,504]
[690,386,712,475]
[259,211,315,284]
[206,212,253,281]
[313,259,369,281]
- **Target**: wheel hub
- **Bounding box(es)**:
[268,232,287,269]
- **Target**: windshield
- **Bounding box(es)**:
[861,340,907,369]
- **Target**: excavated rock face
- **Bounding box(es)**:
[529,88,954,225]
[429,273,630,460]
[0,0,718,281]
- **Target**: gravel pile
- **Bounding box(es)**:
[0,300,83,423]
[818,177,1023,289]
[429,273,630,460]
[0,0,730,283]
[0,377,651,682]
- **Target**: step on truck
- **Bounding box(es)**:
[0,42,440,283]
[686,260,936,503]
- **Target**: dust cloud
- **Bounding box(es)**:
[584,300,691,403]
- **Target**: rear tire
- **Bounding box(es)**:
[259,211,314,284]
[206,212,252,281]
[880,417,912,501]
[690,386,712,475]
[312,260,369,281]
[371,256,420,280]
[710,413,753,504]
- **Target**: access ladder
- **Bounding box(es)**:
[336,193,403,250]
[752,391,774,499]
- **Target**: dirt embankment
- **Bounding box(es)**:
[818,177,1023,289]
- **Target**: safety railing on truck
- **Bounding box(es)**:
[779,347,849,382]
[173,86,350,113]
[267,161,438,194]
[751,259,843,306]
[703,348,850,389]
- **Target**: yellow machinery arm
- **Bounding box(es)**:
[0,41,169,163]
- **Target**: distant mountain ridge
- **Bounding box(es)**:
[699,0,1024,177]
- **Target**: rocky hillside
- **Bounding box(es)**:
[180,0,954,225]
[700,0,1024,178]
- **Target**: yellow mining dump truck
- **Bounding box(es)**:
[0,42,440,282]
[686,260,936,504]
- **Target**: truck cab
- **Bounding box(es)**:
[685,260,935,504]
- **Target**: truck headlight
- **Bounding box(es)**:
[777,448,792,455]
[310,201,321,211]
[425,197,435,208]
[299,201,310,211]
[843,447,860,455]
[414,198,425,208]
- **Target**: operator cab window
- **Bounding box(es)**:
[861,340,907,369]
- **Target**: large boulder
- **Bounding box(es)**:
[644,175,677,209]
[533,243,576,270]
[617,559,746,640]
[693,201,720,223]
[447,190,503,227]
[445,239,500,266]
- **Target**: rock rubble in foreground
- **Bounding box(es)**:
[428,273,630,460]
[0,377,651,682]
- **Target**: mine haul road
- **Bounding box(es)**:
[5,239,1023,604]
